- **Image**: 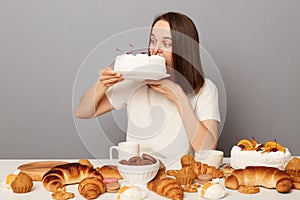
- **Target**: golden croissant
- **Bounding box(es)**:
[192,162,223,178]
[42,163,103,192]
[167,162,223,178]
[225,166,292,193]
[78,177,105,199]
[147,177,183,200]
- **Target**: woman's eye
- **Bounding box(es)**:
[163,42,171,48]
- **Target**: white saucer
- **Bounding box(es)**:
[116,70,170,81]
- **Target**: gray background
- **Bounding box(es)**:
[0,0,299,158]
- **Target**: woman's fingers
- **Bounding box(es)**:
[144,80,161,85]
[148,84,167,94]
[97,67,124,88]
[99,74,122,81]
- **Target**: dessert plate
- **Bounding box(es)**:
[116,70,170,81]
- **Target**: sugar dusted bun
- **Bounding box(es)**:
[42,163,103,192]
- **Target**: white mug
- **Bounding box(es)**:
[109,141,140,164]
[195,150,224,168]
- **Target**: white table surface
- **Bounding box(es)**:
[0,158,299,200]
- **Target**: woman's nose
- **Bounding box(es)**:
[152,45,162,55]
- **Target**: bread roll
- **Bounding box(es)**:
[225,166,292,193]
[42,163,103,192]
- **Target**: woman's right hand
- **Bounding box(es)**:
[98,67,124,89]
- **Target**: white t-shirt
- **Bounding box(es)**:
[106,78,220,168]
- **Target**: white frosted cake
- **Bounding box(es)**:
[230,138,291,170]
[114,53,166,74]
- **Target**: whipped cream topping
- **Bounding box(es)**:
[118,186,145,200]
[201,182,226,200]
[230,145,291,170]
[114,54,166,73]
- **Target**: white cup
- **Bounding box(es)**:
[109,142,140,163]
[195,150,224,168]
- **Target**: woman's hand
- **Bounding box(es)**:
[98,67,124,89]
[144,79,184,109]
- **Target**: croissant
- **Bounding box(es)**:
[225,166,292,193]
[42,163,103,192]
[79,159,94,169]
[192,162,223,178]
[147,177,183,200]
[167,162,223,179]
[78,177,105,199]
[151,160,167,181]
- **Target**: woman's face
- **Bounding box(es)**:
[149,20,173,67]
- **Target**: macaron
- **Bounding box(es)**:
[106,182,121,193]
[103,177,118,185]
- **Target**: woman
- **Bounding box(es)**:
[76,12,220,166]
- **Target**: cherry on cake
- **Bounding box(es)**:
[230,137,291,170]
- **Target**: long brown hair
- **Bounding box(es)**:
[149,12,204,94]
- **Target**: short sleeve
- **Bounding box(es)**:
[194,79,221,122]
[106,80,144,110]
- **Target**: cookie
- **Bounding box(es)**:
[119,160,130,165]
[128,156,141,164]
[120,154,157,165]
[238,185,260,194]
[52,188,74,200]
[182,183,200,193]
[106,182,121,193]
[141,153,157,164]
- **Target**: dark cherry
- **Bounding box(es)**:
[238,144,245,149]
[271,148,278,152]
[256,144,264,151]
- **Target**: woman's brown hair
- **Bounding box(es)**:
[149,12,205,94]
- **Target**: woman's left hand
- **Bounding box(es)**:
[144,79,184,105]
